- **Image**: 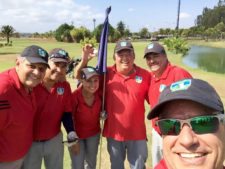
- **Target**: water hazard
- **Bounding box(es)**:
[183,45,225,74]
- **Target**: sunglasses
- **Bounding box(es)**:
[156,114,225,135]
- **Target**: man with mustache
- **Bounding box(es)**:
[144,42,192,167]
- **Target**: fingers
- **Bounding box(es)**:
[82,44,97,61]
[83,44,94,52]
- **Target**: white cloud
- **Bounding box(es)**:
[128,8,135,12]
[180,12,191,19]
[0,0,104,33]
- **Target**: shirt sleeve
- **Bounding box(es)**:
[173,67,192,81]
[0,82,12,130]
[63,82,73,112]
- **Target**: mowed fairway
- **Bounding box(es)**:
[0,38,225,169]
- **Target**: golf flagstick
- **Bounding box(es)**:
[95,6,111,169]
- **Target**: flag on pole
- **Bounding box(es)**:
[96,7,111,169]
[96,6,111,74]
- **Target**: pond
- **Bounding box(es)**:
[183,45,225,74]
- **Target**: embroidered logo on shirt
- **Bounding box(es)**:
[135,76,143,83]
[57,87,64,95]
[159,84,166,92]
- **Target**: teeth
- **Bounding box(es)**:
[29,75,37,80]
[180,153,203,158]
[150,65,160,71]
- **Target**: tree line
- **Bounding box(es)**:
[1,0,225,45]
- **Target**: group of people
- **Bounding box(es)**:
[0,39,224,169]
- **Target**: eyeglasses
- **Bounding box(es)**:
[156,114,225,135]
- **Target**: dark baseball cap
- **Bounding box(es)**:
[144,42,166,58]
[49,48,70,63]
[21,45,49,66]
[147,78,224,120]
[114,39,134,53]
[81,66,99,80]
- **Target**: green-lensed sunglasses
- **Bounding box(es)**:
[156,114,225,135]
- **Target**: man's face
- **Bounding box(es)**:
[160,100,225,169]
[16,58,47,91]
[45,60,67,81]
[145,52,168,77]
[114,49,135,75]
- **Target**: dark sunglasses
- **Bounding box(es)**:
[156,114,225,135]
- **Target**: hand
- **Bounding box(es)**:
[70,142,80,155]
[82,44,96,62]
[100,110,107,120]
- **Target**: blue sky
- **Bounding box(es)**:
[0,0,219,33]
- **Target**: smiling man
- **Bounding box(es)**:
[23,48,78,169]
[103,39,151,169]
[147,78,225,169]
[0,45,49,169]
[144,42,192,167]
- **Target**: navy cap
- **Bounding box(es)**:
[21,45,49,66]
[114,39,134,53]
[144,42,166,58]
[49,48,70,63]
[81,66,99,80]
[147,78,224,120]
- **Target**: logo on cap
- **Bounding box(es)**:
[120,41,128,47]
[170,79,191,92]
[87,67,95,73]
[38,48,47,58]
[147,43,154,49]
[58,49,67,56]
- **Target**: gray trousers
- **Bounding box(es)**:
[22,132,64,169]
[0,156,25,169]
[69,133,100,169]
[107,138,148,169]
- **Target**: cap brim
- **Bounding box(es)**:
[85,74,99,80]
[26,57,49,67]
[147,94,223,120]
[144,51,161,58]
[50,58,68,63]
[115,47,134,53]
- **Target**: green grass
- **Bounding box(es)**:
[0,38,225,169]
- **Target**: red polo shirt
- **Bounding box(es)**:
[155,159,225,169]
[103,65,151,141]
[72,87,101,139]
[149,63,192,133]
[154,159,168,169]
[33,81,72,140]
[0,68,36,162]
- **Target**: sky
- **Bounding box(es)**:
[0,0,220,33]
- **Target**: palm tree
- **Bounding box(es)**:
[1,25,15,44]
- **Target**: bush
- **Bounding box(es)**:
[163,37,189,56]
